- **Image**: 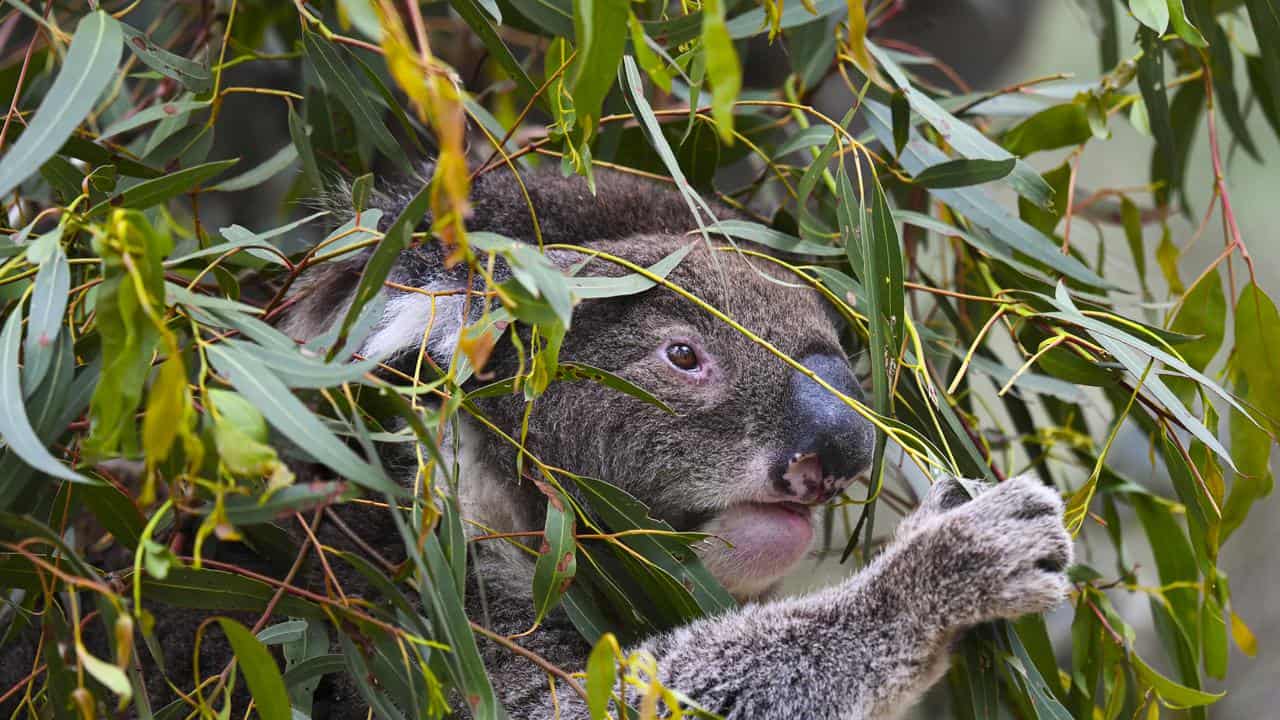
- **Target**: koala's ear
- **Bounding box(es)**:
[279,249,479,369]
[280,240,617,371]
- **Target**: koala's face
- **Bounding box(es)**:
[473,236,875,597]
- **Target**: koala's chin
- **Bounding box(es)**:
[696,501,816,599]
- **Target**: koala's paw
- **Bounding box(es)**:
[909,475,1073,625]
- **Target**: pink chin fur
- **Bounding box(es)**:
[698,502,815,599]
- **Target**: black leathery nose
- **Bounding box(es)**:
[780,353,874,484]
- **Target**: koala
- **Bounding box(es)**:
[0,166,1070,720]
[281,166,1074,719]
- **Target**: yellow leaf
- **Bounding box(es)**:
[142,353,188,463]
[845,0,879,83]
[1230,611,1258,657]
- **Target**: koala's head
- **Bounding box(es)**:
[285,167,876,598]
[466,237,874,596]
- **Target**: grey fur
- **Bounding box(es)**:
[0,166,1071,720]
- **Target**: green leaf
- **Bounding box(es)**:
[303,30,406,170]
[1244,1,1280,140]
[1167,0,1206,45]
[78,644,132,704]
[629,12,672,93]
[84,211,172,458]
[1169,269,1225,372]
[1222,283,1280,539]
[570,472,734,617]
[867,42,1055,210]
[288,106,323,189]
[891,90,910,157]
[1204,18,1259,160]
[217,618,292,720]
[912,158,1016,189]
[88,158,238,215]
[707,219,842,256]
[206,343,401,496]
[585,635,617,720]
[1002,103,1093,156]
[1137,27,1176,207]
[1047,285,1239,468]
[210,143,297,192]
[451,0,542,108]
[701,0,741,144]
[531,486,577,623]
[1247,54,1280,143]
[1003,622,1073,720]
[618,57,720,240]
[1131,0,1170,33]
[327,179,432,361]
[570,0,630,132]
[99,99,210,141]
[0,11,122,199]
[724,0,844,39]
[568,243,695,299]
[1202,593,1229,680]
[120,23,212,93]
[142,567,324,618]
[1122,197,1149,294]
[0,300,91,484]
[864,100,1113,289]
[1131,648,1224,708]
[22,235,69,393]
[141,353,189,464]
[76,481,145,550]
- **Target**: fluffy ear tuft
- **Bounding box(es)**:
[278,246,479,369]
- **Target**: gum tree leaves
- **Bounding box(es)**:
[1224,283,1280,539]
[1130,0,1170,33]
[22,233,70,393]
[700,0,741,143]
[532,486,577,623]
[1245,0,1280,143]
[0,307,91,484]
[217,618,291,720]
[120,23,212,93]
[570,0,630,135]
[0,11,122,198]
[85,211,173,459]
[912,158,1016,189]
[0,4,1276,719]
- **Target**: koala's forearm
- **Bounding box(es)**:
[509,544,952,720]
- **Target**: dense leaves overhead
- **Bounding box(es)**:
[0,1,1276,719]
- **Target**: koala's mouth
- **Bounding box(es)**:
[754,500,814,519]
[697,500,817,598]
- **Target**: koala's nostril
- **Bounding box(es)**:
[782,353,875,485]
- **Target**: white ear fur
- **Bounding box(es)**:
[360,290,467,365]
[355,247,592,366]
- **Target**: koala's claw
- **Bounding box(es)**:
[898,474,1073,626]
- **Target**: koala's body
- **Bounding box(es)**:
[282,166,1074,719]
[0,167,1070,720]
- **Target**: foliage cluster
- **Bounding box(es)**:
[0,0,1277,718]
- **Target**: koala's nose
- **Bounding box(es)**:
[771,353,874,503]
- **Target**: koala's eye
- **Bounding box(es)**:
[665,343,700,372]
